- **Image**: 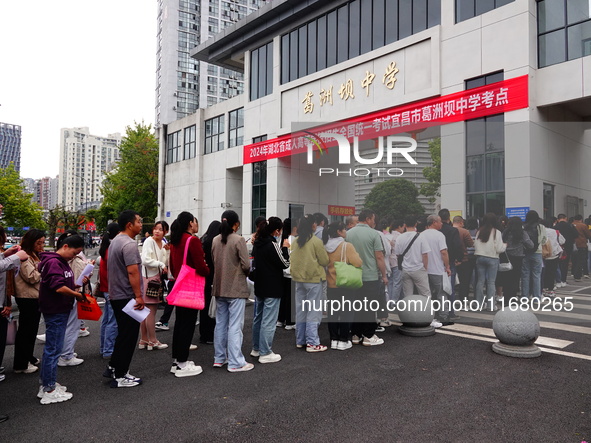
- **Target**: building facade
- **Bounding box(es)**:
[159,0,591,232]
[155,0,264,127]
[0,122,22,172]
[58,127,121,212]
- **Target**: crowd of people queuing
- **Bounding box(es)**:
[0,205,590,414]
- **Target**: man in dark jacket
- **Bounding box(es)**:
[555,213,578,286]
[438,209,463,319]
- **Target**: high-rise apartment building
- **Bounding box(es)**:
[0,122,22,171]
[155,0,264,126]
[58,127,121,212]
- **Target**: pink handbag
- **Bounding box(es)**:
[166,237,205,310]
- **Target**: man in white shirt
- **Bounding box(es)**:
[394,216,430,300]
[420,215,453,326]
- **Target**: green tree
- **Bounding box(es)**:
[419,137,441,203]
[101,122,159,221]
[0,164,46,230]
[45,206,82,247]
[364,178,424,221]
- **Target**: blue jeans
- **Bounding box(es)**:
[252,297,281,356]
[60,301,79,360]
[214,298,247,369]
[387,267,402,303]
[40,312,69,391]
[100,292,118,357]
[522,252,543,299]
[475,256,499,308]
[295,282,323,346]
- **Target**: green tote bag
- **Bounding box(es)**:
[334,242,363,289]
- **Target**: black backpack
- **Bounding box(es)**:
[524,223,539,252]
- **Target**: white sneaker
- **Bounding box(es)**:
[351,335,362,345]
[258,352,282,364]
[58,357,84,367]
[78,328,90,337]
[40,388,73,404]
[362,335,384,346]
[250,349,260,357]
[337,341,353,351]
[174,362,203,378]
[37,383,67,399]
[430,320,443,329]
[14,362,38,374]
[110,377,142,388]
[284,324,296,330]
[228,363,255,372]
[36,334,46,343]
[330,340,338,350]
[189,344,198,351]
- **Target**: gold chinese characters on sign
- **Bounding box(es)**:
[301,60,400,114]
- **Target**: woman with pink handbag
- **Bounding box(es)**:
[167,212,209,378]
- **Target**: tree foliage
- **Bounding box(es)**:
[419,137,441,203]
[101,122,159,222]
[0,164,46,230]
[364,178,425,221]
[45,206,83,247]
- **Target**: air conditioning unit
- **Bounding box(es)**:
[173,106,177,110]
[173,92,178,96]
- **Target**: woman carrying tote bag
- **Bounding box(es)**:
[168,212,209,378]
[501,217,534,304]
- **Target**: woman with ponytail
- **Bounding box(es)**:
[211,210,253,372]
[250,217,289,364]
[168,212,209,378]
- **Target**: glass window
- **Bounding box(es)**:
[166,131,181,164]
[475,0,495,16]
[372,0,385,50]
[289,30,299,81]
[360,0,372,53]
[466,118,486,155]
[258,43,267,98]
[485,192,505,216]
[456,0,474,23]
[543,183,555,221]
[250,49,259,100]
[539,0,565,33]
[539,29,567,66]
[281,34,289,84]
[252,160,267,229]
[568,21,591,60]
[466,156,484,192]
[568,0,591,24]
[298,26,308,77]
[308,22,317,73]
[486,152,505,191]
[250,42,273,100]
[385,0,399,44]
[349,0,361,57]
[428,0,441,28]
[485,114,504,152]
[229,108,244,148]
[183,125,196,160]
[317,15,327,71]
[327,10,338,67]
[266,42,273,95]
[204,115,224,154]
[399,0,412,40]
[467,194,485,219]
[413,0,428,34]
[338,5,350,63]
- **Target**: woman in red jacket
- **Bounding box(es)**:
[168,211,209,378]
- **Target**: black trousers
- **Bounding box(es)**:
[13,298,41,370]
[172,306,198,363]
[199,290,216,343]
[503,256,523,302]
[573,249,588,279]
[543,259,559,291]
[277,278,295,325]
[558,251,571,282]
[457,256,476,301]
[327,287,355,342]
[110,299,141,378]
[351,280,380,339]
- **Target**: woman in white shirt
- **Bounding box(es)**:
[139,221,170,350]
[474,213,507,311]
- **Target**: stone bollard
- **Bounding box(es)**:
[492,308,541,358]
[397,294,436,337]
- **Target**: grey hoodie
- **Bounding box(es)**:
[324,237,345,254]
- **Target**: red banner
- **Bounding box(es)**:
[244,75,529,164]
[328,205,355,216]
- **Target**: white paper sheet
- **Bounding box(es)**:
[75,263,95,286]
[122,298,149,322]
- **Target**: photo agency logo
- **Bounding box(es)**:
[303,131,418,177]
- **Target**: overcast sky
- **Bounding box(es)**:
[0,0,157,179]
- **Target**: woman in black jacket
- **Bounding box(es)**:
[250,217,289,364]
[199,220,221,344]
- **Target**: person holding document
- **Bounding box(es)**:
[38,234,87,404]
[105,210,145,388]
